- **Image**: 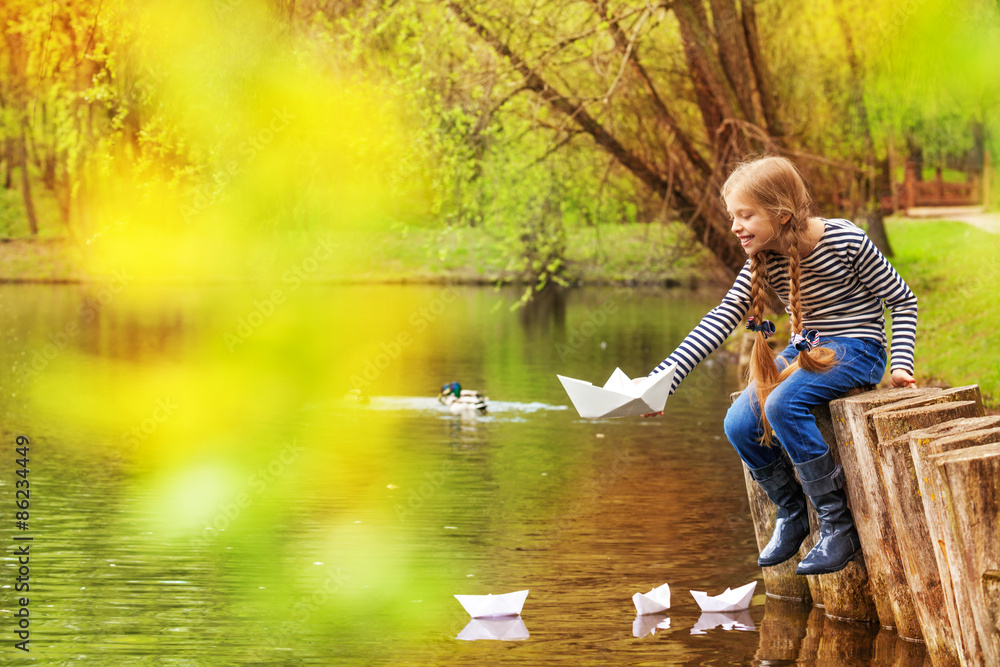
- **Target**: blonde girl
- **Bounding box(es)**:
[648,156,917,575]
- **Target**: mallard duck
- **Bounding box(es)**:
[344,388,370,405]
[439,382,487,413]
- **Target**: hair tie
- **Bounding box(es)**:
[746,317,776,338]
[791,329,820,352]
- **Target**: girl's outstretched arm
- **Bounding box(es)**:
[649,260,753,395]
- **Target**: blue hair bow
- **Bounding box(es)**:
[745,317,776,338]
[791,329,821,352]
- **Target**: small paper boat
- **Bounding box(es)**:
[632,582,671,615]
[632,613,671,638]
[454,590,529,618]
[690,610,755,635]
[689,581,757,613]
[557,363,677,419]
[457,616,529,641]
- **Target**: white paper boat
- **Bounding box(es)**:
[632,582,671,615]
[557,364,677,419]
[632,613,671,638]
[456,616,529,641]
[689,581,756,613]
[690,610,755,635]
[454,590,529,618]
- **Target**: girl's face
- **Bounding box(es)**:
[725,188,782,255]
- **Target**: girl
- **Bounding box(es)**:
[647,155,917,575]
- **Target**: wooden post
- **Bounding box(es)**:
[873,402,983,667]
[829,387,938,632]
[865,387,985,644]
[809,401,877,623]
[932,443,1000,666]
[733,389,877,622]
[733,391,811,602]
[908,417,1000,667]
[742,463,812,601]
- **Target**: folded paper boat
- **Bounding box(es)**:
[632,582,671,615]
[689,581,757,613]
[557,364,678,419]
[456,616,529,641]
[454,590,529,618]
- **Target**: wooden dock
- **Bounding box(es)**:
[738,385,1000,666]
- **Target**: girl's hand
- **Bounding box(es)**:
[891,369,917,388]
[632,377,663,417]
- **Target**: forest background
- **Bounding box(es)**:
[0,0,998,400]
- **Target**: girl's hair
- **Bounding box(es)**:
[723,156,836,446]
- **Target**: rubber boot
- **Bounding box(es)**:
[794,450,861,575]
[749,457,810,568]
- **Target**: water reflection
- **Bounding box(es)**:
[633,613,671,637]
[691,610,756,635]
[457,616,529,641]
[0,284,930,664]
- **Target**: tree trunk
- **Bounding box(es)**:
[708,0,757,125]
[446,1,747,276]
[19,121,39,235]
[4,136,12,189]
[740,0,782,139]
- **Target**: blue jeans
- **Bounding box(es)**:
[724,336,887,468]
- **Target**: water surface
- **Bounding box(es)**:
[0,284,924,665]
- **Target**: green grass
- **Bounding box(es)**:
[887,218,1000,406]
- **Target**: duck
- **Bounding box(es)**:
[344,388,370,405]
[439,381,487,413]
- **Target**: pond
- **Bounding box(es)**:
[0,283,926,665]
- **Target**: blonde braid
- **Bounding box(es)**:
[748,251,780,446]
[780,221,836,377]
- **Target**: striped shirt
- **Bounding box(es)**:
[652,218,917,393]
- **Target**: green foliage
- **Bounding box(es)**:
[888,219,1000,405]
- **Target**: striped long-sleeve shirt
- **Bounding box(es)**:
[652,218,917,393]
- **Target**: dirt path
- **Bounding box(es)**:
[903,206,1000,235]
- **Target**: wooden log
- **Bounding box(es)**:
[866,388,985,645]
[741,461,811,601]
[754,596,811,663]
[829,387,939,632]
[868,386,984,442]
[733,391,811,602]
[810,400,877,623]
[932,442,1000,666]
[874,403,984,666]
[733,389,876,620]
[908,417,1000,666]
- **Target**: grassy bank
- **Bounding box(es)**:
[1,215,997,405]
[886,218,1000,406]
